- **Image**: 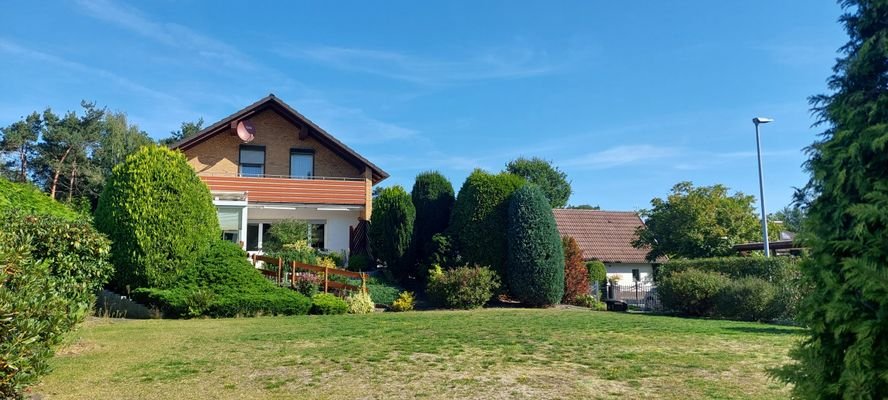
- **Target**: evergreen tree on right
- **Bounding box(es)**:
[774,1,888,397]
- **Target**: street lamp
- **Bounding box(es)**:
[752,117,773,257]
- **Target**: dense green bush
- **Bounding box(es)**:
[715,277,779,322]
[657,269,729,316]
[411,171,455,264]
[369,186,415,280]
[366,274,403,306]
[562,236,589,304]
[131,241,311,317]
[657,256,799,281]
[263,219,309,253]
[586,260,607,298]
[0,178,80,220]
[426,265,500,309]
[95,146,220,290]
[450,170,524,282]
[506,184,564,307]
[0,212,112,398]
[347,253,372,271]
[505,157,572,208]
[346,291,375,314]
[310,293,348,315]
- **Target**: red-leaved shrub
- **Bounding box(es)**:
[562,236,589,304]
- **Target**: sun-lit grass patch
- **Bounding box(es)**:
[35,309,800,399]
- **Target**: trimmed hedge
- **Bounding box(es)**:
[657,269,729,317]
[411,171,455,265]
[132,241,311,317]
[426,265,500,309]
[369,186,415,280]
[450,170,524,283]
[657,256,799,281]
[95,146,220,290]
[506,184,564,306]
[715,277,779,321]
[0,178,80,221]
[310,293,348,315]
[562,236,589,304]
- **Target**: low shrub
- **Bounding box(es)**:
[293,273,322,298]
[366,274,403,306]
[715,277,779,321]
[657,269,729,316]
[346,291,375,314]
[347,253,372,271]
[131,241,311,317]
[263,219,309,253]
[573,294,606,311]
[426,265,500,309]
[267,240,318,265]
[0,178,80,220]
[391,291,415,312]
[310,293,348,315]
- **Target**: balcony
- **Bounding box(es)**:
[198,173,368,205]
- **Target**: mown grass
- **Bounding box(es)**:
[35,309,800,399]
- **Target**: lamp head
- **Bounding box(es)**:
[753,117,774,125]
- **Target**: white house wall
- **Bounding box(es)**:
[242,206,361,254]
[604,263,655,285]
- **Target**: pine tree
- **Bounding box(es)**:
[774,1,888,397]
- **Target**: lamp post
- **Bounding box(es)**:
[752,117,773,257]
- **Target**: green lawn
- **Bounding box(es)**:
[35,309,800,399]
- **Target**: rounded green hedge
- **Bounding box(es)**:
[715,277,779,321]
[95,146,220,290]
[369,186,415,280]
[506,184,564,307]
[310,293,348,315]
[411,171,454,264]
[657,268,729,316]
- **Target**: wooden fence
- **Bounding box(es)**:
[251,254,367,294]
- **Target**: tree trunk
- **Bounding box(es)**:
[67,160,77,203]
[18,147,27,183]
[50,147,72,200]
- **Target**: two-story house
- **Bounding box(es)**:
[170,94,388,257]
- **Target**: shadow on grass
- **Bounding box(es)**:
[722,326,801,335]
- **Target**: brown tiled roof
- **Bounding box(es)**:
[553,209,660,263]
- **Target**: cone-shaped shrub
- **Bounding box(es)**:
[506,184,564,306]
[450,169,524,281]
[411,171,454,264]
[561,235,589,304]
[369,186,415,279]
[95,146,219,290]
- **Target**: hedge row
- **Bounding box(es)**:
[657,256,799,281]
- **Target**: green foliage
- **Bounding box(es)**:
[0,111,40,183]
[566,204,600,210]
[266,240,318,265]
[658,256,800,282]
[657,269,729,317]
[366,274,403,306]
[561,236,589,304]
[390,291,415,312]
[369,186,415,280]
[411,171,455,265]
[773,3,888,396]
[345,291,375,314]
[506,184,565,307]
[715,277,779,322]
[293,273,321,298]
[426,265,501,309]
[346,253,372,271]
[769,204,805,234]
[310,293,348,315]
[633,182,765,261]
[0,178,80,220]
[505,157,572,208]
[263,220,309,253]
[159,118,204,146]
[423,233,459,270]
[0,212,112,398]
[574,294,606,310]
[95,145,220,290]
[586,260,607,286]
[131,241,311,317]
[450,169,524,281]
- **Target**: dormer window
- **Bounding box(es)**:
[239,145,265,177]
[290,149,314,178]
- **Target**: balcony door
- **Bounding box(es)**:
[290,149,314,178]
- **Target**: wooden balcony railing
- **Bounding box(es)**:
[198,173,367,205]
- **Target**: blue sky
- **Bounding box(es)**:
[0,1,846,211]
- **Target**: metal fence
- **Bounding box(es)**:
[602,282,660,311]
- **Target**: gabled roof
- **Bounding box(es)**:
[169,94,389,183]
[552,209,662,264]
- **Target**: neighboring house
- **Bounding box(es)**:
[552,209,662,284]
[170,94,388,256]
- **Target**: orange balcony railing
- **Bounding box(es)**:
[198,173,367,205]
